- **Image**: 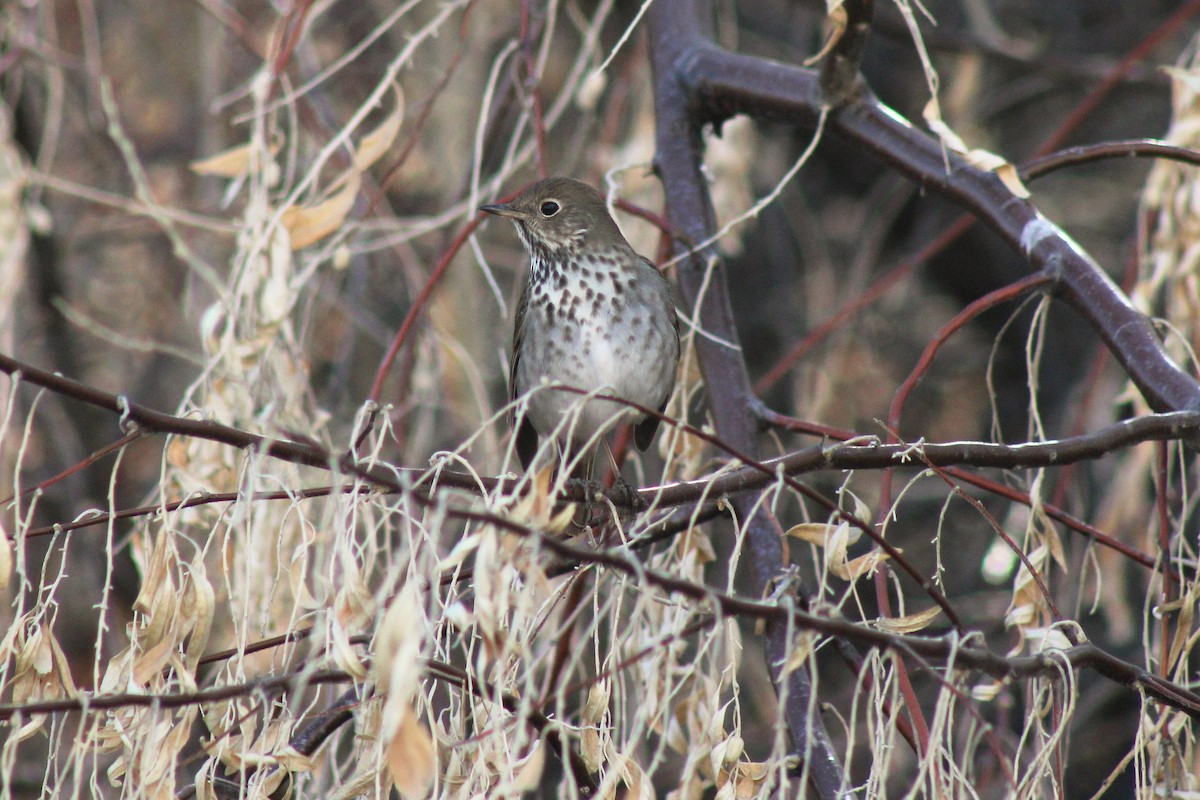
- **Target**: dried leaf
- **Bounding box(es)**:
[994,162,1031,199]
[680,527,716,564]
[787,520,860,547]
[923,97,1030,198]
[384,709,436,799]
[1037,512,1068,571]
[576,71,607,111]
[438,533,480,573]
[443,601,474,630]
[735,762,771,800]
[831,548,891,581]
[784,522,833,544]
[133,635,176,685]
[0,522,11,592]
[1166,590,1194,674]
[375,581,425,726]
[261,224,295,322]
[803,2,848,66]
[190,143,257,177]
[181,559,215,673]
[872,605,941,634]
[711,735,744,770]
[511,741,546,792]
[508,462,577,533]
[583,681,610,723]
[330,617,368,681]
[971,681,1002,701]
[354,84,405,173]
[1022,626,1073,651]
[281,172,361,250]
[782,631,817,675]
[582,727,603,773]
[1005,602,1037,628]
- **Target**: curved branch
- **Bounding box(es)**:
[648,3,848,797]
[656,0,1200,416]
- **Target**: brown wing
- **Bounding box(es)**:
[510,278,540,468]
[634,256,680,452]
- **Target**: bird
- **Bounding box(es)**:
[480,177,680,485]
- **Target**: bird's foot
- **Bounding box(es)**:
[565,477,605,529]
[564,475,646,528]
[611,474,647,514]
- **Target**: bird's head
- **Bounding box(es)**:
[480,177,626,257]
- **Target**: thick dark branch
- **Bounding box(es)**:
[648,3,848,797]
[659,411,1200,504]
[820,0,874,103]
[656,1,1200,416]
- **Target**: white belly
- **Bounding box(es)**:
[515,290,675,449]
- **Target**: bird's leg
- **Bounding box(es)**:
[600,438,646,513]
[563,448,602,528]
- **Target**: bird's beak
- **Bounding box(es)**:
[479,203,520,219]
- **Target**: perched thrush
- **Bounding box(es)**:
[481,177,680,478]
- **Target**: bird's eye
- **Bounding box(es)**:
[540,200,560,217]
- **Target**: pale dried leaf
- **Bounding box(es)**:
[443,601,474,630]
[385,709,436,799]
[1166,590,1194,674]
[994,162,1031,199]
[438,532,481,573]
[785,522,834,545]
[375,581,425,732]
[582,727,604,773]
[924,97,1030,197]
[190,143,256,177]
[134,530,175,614]
[680,527,716,564]
[831,548,891,581]
[583,681,611,723]
[971,681,1002,701]
[576,71,607,111]
[133,634,176,685]
[330,617,369,681]
[261,224,295,322]
[782,630,817,675]
[1005,602,1037,628]
[1023,626,1073,651]
[803,3,848,66]
[353,84,405,172]
[0,523,11,591]
[281,172,361,250]
[872,605,941,634]
[509,462,575,532]
[1011,545,1047,592]
[735,762,771,800]
[712,734,743,769]
[1037,512,1068,571]
[511,741,546,792]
